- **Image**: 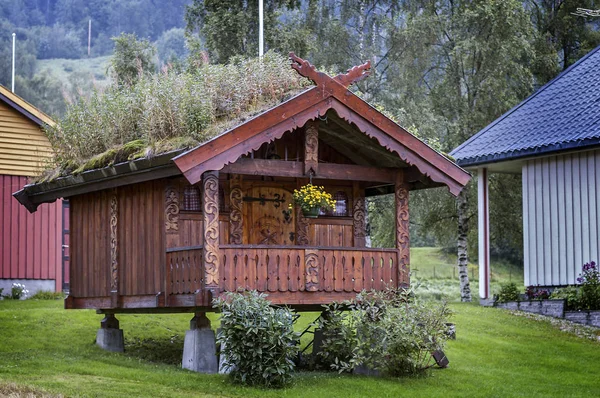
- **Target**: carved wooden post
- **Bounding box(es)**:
[295,178,309,245]
[229,174,243,245]
[352,182,366,247]
[202,171,220,292]
[109,189,119,308]
[304,119,319,176]
[165,185,180,247]
[395,173,410,287]
[305,249,320,291]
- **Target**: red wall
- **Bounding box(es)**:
[0,175,64,291]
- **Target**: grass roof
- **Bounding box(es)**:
[39,52,311,182]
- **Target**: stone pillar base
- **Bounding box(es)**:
[96,314,124,352]
[182,313,218,373]
[96,328,124,352]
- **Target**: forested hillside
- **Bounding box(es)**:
[2,0,599,273]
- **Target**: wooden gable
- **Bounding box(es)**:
[174,54,470,196]
[0,85,55,177]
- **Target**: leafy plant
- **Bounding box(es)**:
[550,286,580,311]
[29,291,65,300]
[8,283,29,300]
[577,261,600,310]
[497,282,520,303]
[318,288,452,377]
[525,285,550,301]
[313,303,356,371]
[214,291,299,388]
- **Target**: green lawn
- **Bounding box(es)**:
[36,56,111,90]
[1,298,599,398]
[411,247,524,301]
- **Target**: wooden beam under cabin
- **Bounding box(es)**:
[221,158,396,183]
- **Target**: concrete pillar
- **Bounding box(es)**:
[182,312,218,373]
[96,314,124,352]
[478,167,491,299]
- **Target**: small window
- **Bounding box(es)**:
[183,186,201,211]
[319,191,348,216]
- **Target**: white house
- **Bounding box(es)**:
[451,45,600,299]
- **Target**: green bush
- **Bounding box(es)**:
[550,286,580,310]
[318,289,452,377]
[497,282,521,302]
[29,291,65,300]
[214,291,299,388]
[314,303,356,371]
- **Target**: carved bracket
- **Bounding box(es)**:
[304,120,319,176]
[305,249,320,292]
[165,186,180,233]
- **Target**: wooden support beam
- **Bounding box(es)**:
[295,178,309,245]
[109,189,119,308]
[202,171,220,292]
[352,182,366,247]
[222,158,396,183]
[304,120,319,176]
[229,174,243,245]
[395,172,410,287]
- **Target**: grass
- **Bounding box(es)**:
[36,56,111,90]
[411,247,524,301]
[1,298,600,397]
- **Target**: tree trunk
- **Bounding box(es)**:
[457,188,471,302]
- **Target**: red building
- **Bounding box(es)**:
[0,85,66,295]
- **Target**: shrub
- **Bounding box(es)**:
[214,291,299,388]
[29,291,64,300]
[577,261,600,310]
[318,288,452,377]
[314,303,356,371]
[550,286,580,310]
[497,282,520,302]
[6,283,29,300]
[525,285,550,300]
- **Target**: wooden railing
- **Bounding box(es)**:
[167,245,399,296]
[220,245,399,294]
[166,246,204,295]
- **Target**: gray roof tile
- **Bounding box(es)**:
[451,45,600,166]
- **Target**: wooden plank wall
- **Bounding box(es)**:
[309,219,353,247]
[118,180,166,296]
[70,180,167,298]
[522,149,600,286]
[0,175,63,290]
[69,191,110,297]
[0,102,53,176]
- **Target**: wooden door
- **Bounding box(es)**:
[247,186,295,245]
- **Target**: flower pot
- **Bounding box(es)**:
[302,207,320,218]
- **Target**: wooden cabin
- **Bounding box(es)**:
[0,85,66,295]
[15,55,469,313]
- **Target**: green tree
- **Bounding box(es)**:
[184,0,305,64]
[109,33,156,87]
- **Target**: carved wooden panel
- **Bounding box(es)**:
[304,119,319,175]
[305,249,320,292]
[229,175,243,244]
[295,206,309,245]
[396,178,410,285]
[110,190,118,293]
[202,171,220,289]
[353,198,366,247]
[165,186,180,233]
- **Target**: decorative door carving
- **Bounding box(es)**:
[247,187,295,245]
